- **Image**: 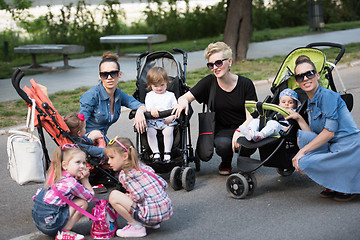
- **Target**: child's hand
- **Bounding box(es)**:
[150,108,159,118]
[77,167,90,181]
[164,115,175,124]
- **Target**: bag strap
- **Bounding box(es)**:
[204,76,216,112]
[142,169,164,188]
[51,185,98,221]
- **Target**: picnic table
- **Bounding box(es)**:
[99,34,167,55]
[14,44,85,69]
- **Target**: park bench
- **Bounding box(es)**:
[99,34,167,55]
[14,44,85,69]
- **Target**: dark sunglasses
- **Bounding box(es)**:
[207,58,229,69]
[100,70,119,80]
[294,70,316,82]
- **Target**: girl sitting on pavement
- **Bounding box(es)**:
[32,144,94,240]
[145,67,178,163]
[106,137,173,238]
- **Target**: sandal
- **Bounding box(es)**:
[320,188,336,198]
[162,152,171,164]
[334,193,357,202]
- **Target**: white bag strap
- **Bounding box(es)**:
[26,98,36,135]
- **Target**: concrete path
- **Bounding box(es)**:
[1,28,360,102]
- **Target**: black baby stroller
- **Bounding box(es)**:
[11,69,120,189]
[130,48,199,191]
[226,42,353,199]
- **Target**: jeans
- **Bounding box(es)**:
[32,188,69,237]
[215,128,255,168]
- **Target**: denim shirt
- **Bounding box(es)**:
[307,86,359,142]
[79,82,143,137]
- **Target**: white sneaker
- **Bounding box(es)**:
[116,224,147,238]
[56,231,85,240]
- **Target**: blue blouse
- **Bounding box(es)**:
[79,82,143,137]
[307,86,359,142]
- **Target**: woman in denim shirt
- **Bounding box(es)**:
[287,55,360,202]
[80,52,146,140]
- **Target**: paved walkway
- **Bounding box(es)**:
[1,28,360,102]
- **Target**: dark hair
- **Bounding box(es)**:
[99,52,120,71]
[294,55,317,73]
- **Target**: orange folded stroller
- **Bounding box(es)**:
[11,69,120,188]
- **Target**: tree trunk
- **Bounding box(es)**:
[224,0,253,61]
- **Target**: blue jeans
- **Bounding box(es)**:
[32,188,69,237]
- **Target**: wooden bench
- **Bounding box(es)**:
[99,34,167,55]
[14,44,85,69]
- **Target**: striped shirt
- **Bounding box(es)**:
[119,164,173,224]
[33,171,94,206]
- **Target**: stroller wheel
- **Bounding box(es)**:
[226,173,249,199]
[170,166,182,191]
[181,167,196,191]
[244,173,257,196]
[276,167,295,177]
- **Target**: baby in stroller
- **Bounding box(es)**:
[235,88,301,142]
[145,67,178,164]
[63,112,106,159]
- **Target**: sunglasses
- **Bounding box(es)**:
[61,143,79,151]
[294,70,316,82]
[207,58,229,69]
[99,70,119,80]
[108,136,128,152]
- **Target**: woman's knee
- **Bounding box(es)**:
[214,137,232,157]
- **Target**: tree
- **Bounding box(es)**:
[223,0,253,61]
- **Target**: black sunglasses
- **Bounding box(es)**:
[207,58,229,69]
[294,70,316,82]
[100,70,119,80]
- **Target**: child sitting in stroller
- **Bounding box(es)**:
[236,88,301,142]
[63,112,106,159]
[145,67,177,164]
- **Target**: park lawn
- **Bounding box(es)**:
[1,42,360,129]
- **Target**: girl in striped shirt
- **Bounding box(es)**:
[106,137,173,238]
[32,144,94,240]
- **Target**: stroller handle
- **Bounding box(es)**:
[129,109,173,120]
[306,42,345,66]
[11,68,32,105]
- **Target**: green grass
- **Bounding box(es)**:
[2,20,360,80]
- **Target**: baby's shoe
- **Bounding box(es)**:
[116,223,146,238]
[162,152,171,164]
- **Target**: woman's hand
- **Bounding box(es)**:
[285,109,301,121]
[232,129,241,152]
[292,149,306,175]
[172,98,188,118]
[134,105,147,134]
[87,130,104,141]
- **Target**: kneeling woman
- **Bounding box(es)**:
[286,55,360,202]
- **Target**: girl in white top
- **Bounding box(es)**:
[145,67,177,163]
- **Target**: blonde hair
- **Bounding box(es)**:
[99,52,120,71]
[146,67,170,91]
[105,137,140,173]
[45,146,86,188]
[204,42,232,60]
[63,112,85,137]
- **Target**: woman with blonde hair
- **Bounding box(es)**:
[173,42,257,175]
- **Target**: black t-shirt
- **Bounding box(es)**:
[190,74,258,130]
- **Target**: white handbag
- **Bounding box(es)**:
[7,98,46,185]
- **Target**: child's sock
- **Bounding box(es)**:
[238,125,254,141]
[252,132,265,142]
[129,221,144,229]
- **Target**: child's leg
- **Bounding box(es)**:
[247,119,260,132]
[238,119,259,141]
[252,120,282,142]
[162,126,174,162]
[109,190,137,223]
[147,127,160,158]
[62,198,88,231]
